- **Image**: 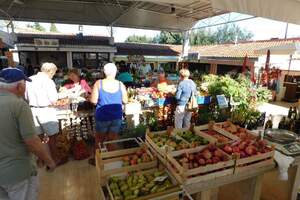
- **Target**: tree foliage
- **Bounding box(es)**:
[125,35,153,43]
[50,23,58,32]
[26,22,46,32]
[153,31,183,45]
[125,24,253,45]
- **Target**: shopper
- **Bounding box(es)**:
[25,62,60,163]
[117,63,134,88]
[90,63,128,153]
[0,68,56,200]
[63,68,92,95]
[174,68,197,129]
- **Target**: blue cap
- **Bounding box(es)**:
[0,67,32,83]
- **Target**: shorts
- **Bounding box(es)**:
[95,119,122,134]
[0,175,39,200]
[31,107,59,136]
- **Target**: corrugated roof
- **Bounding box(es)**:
[188,38,300,58]
[16,33,112,46]
[115,42,180,56]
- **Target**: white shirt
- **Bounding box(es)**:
[140,64,152,76]
[25,72,58,107]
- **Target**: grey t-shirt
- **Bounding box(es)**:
[0,91,37,185]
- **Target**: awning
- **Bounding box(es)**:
[1,0,300,31]
[255,43,300,55]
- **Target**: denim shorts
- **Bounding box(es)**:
[95,119,122,134]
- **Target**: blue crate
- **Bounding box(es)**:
[197,96,211,105]
[156,97,175,106]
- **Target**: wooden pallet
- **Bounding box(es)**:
[96,138,158,186]
[106,168,181,200]
[166,146,235,185]
[234,150,275,174]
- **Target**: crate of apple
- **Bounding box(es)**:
[166,144,235,184]
[203,130,231,144]
[217,121,256,140]
[122,149,153,166]
[177,145,231,169]
[222,139,273,159]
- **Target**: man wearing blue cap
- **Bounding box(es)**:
[0,68,56,200]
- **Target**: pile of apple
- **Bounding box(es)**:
[177,144,230,169]
[222,139,272,159]
[203,130,230,144]
[217,121,256,140]
[122,149,152,166]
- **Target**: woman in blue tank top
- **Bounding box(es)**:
[90,63,128,153]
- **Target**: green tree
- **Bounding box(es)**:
[50,23,58,32]
[26,22,46,32]
[153,31,183,45]
[125,35,153,43]
[213,24,253,44]
[190,29,215,45]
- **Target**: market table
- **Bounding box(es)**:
[183,163,275,200]
[261,155,300,200]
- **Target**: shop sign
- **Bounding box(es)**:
[187,52,200,61]
[34,38,59,47]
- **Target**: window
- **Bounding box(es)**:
[86,53,97,69]
[72,53,84,68]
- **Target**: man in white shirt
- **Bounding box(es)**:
[25,63,59,163]
[140,63,152,76]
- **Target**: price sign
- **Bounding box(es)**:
[153,176,168,183]
[216,95,228,109]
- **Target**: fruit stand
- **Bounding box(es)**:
[96,121,276,200]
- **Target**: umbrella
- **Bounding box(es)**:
[242,54,248,73]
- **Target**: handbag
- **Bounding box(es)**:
[186,91,198,111]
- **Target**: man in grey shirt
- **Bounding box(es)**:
[0,68,56,200]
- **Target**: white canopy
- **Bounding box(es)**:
[0,0,300,31]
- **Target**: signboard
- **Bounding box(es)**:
[127,55,145,63]
[216,95,228,109]
[187,52,200,61]
[34,38,59,47]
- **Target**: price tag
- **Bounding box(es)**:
[153,176,168,183]
[216,95,228,109]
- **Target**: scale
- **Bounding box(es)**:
[265,129,300,156]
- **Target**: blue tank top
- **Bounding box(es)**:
[95,80,123,121]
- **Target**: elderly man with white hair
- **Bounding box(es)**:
[0,68,55,200]
[90,63,128,163]
[25,62,59,163]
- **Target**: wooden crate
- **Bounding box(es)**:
[96,138,158,186]
[194,124,238,145]
[214,122,257,140]
[145,130,191,159]
[106,168,181,200]
[234,150,275,174]
[166,146,235,185]
[172,127,216,146]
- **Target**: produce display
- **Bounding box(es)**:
[122,148,153,166]
[108,171,173,200]
[216,121,256,140]
[203,130,231,144]
[176,130,209,147]
[177,144,230,169]
[148,132,190,151]
[222,139,272,159]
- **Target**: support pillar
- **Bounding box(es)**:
[66,51,72,69]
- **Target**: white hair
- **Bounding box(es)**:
[0,80,24,89]
[104,63,117,78]
[41,62,57,73]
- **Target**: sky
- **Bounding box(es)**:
[2,12,300,42]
